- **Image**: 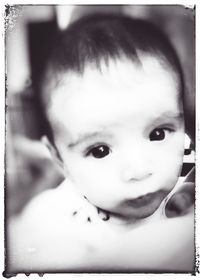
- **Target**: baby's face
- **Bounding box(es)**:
[48,56,185,220]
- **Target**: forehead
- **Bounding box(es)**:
[47,56,181,135]
[49,54,179,95]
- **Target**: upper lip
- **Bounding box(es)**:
[125,190,169,208]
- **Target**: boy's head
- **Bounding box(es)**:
[41,14,185,221]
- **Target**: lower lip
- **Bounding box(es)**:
[125,190,168,208]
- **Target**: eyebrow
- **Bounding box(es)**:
[67,112,183,149]
[68,131,112,148]
[150,112,184,125]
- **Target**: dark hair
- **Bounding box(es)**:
[40,14,184,143]
[43,13,183,77]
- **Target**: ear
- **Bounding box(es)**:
[41,135,64,171]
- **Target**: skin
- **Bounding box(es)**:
[47,55,185,223]
[8,56,194,272]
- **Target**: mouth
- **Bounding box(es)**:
[116,190,170,219]
[124,190,169,209]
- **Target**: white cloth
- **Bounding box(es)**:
[8,179,194,272]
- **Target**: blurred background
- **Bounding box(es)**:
[5,5,195,217]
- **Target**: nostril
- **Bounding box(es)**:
[145,173,152,179]
[134,173,152,181]
[122,169,152,182]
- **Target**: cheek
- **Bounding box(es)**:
[65,157,118,206]
[153,140,184,188]
[65,157,108,189]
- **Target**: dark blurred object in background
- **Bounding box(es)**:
[6,135,64,217]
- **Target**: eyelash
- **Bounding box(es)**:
[84,143,112,159]
[149,127,175,141]
[83,127,175,159]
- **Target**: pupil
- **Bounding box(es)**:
[150,129,165,141]
[91,145,109,158]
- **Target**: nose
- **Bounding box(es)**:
[121,167,152,183]
[119,148,152,183]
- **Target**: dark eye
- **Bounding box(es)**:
[149,128,166,141]
[86,145,111,158]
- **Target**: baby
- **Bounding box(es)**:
[7,14,194,273]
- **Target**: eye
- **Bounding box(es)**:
[149,128,166,141]
[85,144,111,158]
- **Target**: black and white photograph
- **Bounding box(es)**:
[2,3,197,276]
